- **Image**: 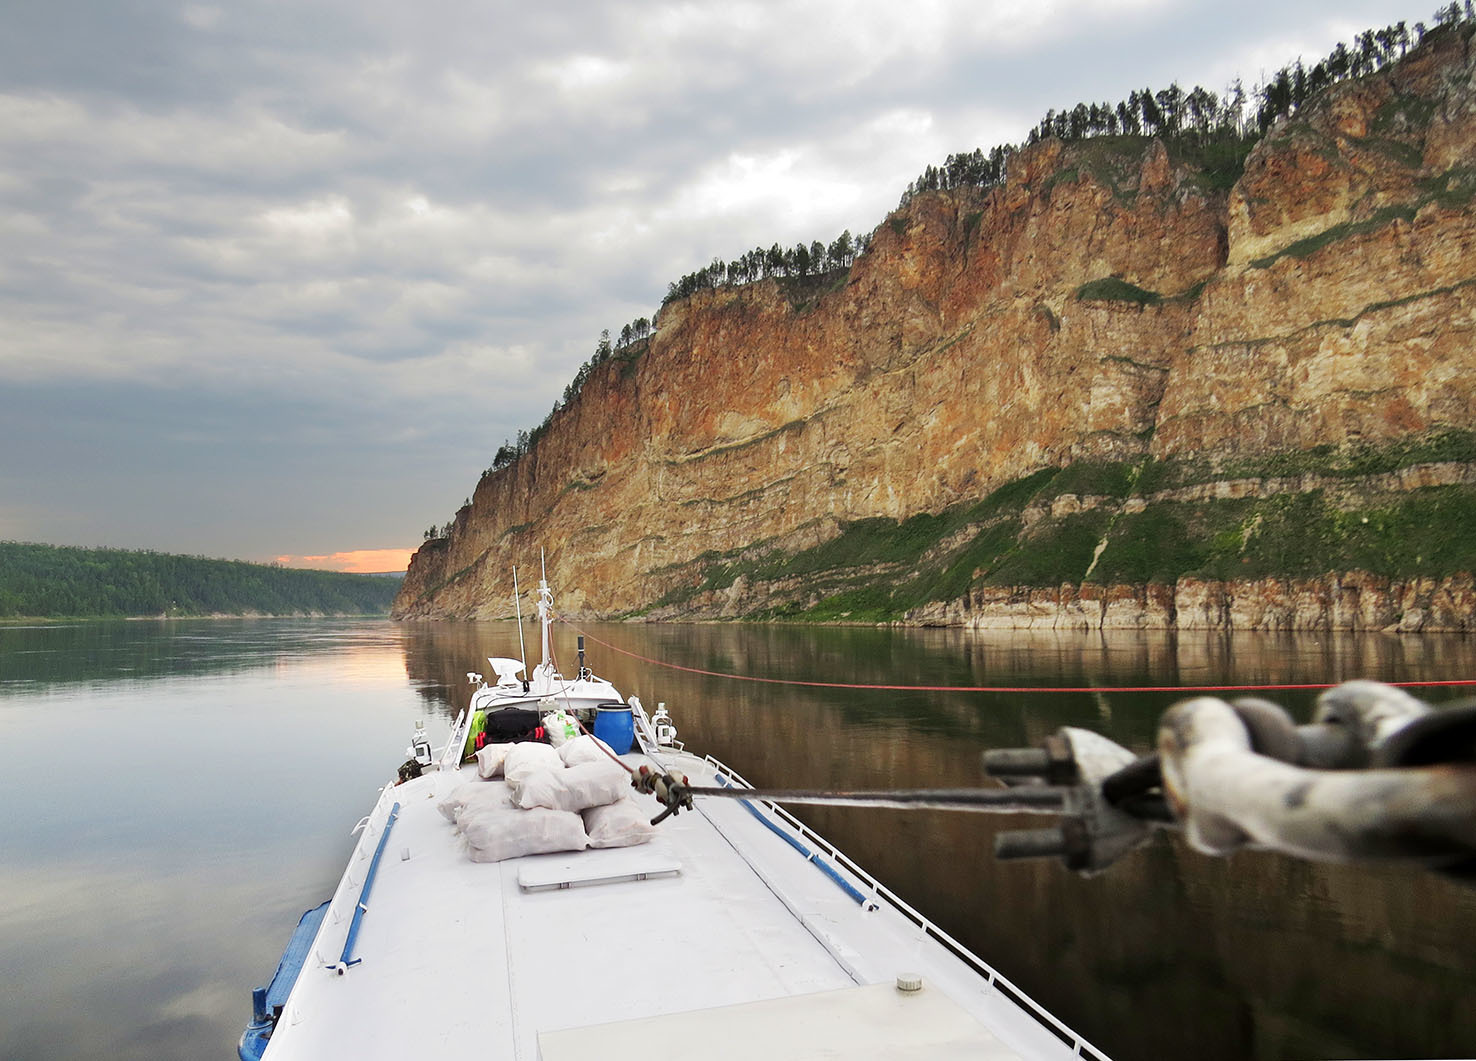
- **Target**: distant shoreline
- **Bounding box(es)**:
[0,611,392,623]
[0,541,402,620]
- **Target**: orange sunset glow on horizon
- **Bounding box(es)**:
[274,548,414,574]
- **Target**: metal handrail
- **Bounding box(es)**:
[336,802,401,970]
[699,752,1105,1060]
[314,783,395,966]
[439,707,472,770]
[624,703,1103,1052]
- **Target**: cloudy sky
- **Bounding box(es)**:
[0,0,1438,571]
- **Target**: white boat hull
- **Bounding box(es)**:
[244,705,1105,1060]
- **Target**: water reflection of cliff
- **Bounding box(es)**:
[400,622,1476,1061]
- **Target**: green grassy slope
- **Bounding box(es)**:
[643,433,1476,622]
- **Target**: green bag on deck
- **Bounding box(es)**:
[462,710,488,762]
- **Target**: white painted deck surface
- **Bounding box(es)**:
[539,982,1022,1060]
[259,747,1095,1061]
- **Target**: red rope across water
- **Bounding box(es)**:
[562,620,1476,695]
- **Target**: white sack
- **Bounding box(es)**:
[510,759,630,813]
[541,710,579,748]
[437,780,513,823]
[559,734,615,767]
[583,796,657,849]
[508,769,565,811]
[501,741,563,785]
[459,803,588,863]
[474,743,510,779]
[562,760,632,810]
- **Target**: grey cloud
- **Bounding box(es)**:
[0,0,1441,560]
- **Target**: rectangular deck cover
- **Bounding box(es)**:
[536,981,1026,1061]
[516,850,681,891]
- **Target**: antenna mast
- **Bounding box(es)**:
[512,567,527,677]
[537,549,553,673]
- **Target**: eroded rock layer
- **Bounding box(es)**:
[395,29,1476,630]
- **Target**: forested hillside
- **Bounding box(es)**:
[0,542,400,618]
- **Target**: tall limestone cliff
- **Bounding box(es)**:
[395,27,1476,630]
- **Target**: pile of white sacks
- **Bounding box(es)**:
[438,734,656,862]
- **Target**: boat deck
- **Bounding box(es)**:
[257,747,1094,1060]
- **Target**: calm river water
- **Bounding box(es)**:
[2,617,1474,1060]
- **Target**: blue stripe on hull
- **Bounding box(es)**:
[238,899,330,1061]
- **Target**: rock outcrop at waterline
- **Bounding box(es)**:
[395,27,1476,631]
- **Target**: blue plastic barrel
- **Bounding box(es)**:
[593,704,635,754]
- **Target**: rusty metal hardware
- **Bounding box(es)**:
[985,681,1476,879]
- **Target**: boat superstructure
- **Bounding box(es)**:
[242,584,1107,1061]
[464,566,622,718]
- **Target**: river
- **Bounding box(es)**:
[1,618,1473,1060]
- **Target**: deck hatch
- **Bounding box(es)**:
[516,851,681,893]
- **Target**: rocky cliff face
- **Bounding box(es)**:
[395,27,1476,630]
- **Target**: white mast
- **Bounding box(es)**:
[512,567,527,678]
[537,549,553,678]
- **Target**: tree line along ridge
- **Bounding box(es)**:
[436,6,1476,542]
[0,542,402,618]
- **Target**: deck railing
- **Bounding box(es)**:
[698,751,1108,1061]
[312,782,400,975]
